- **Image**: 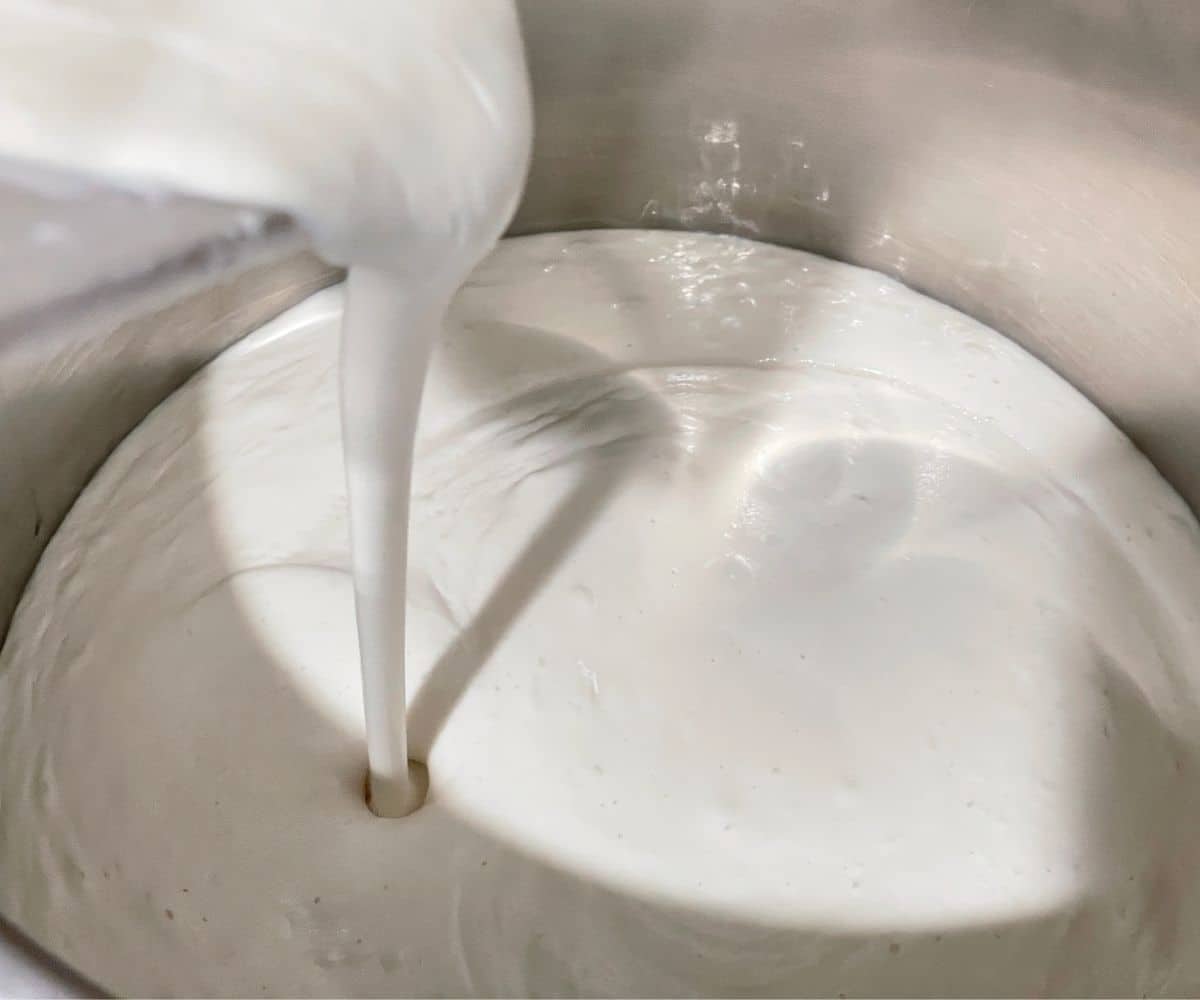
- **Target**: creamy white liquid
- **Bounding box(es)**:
[4,230,1200,995]
[0,0,532,814]
[5,3,1200,997]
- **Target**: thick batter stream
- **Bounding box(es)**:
[3,230,1200,995]
[0,0,533,816]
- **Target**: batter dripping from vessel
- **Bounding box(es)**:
[0,0,532,815]
[1,2,1200,997]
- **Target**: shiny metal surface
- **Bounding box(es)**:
[0,175,338,638]
[515,0,1200,507]
[1,0,1198,992]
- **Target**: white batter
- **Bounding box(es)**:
[3,230,1200,995]
[4,2,1200,996]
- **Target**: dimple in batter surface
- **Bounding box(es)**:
[3,231,1200,996]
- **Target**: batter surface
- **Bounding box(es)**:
[3,231,1200,996]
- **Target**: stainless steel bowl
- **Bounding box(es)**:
[1,0,1197,993]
